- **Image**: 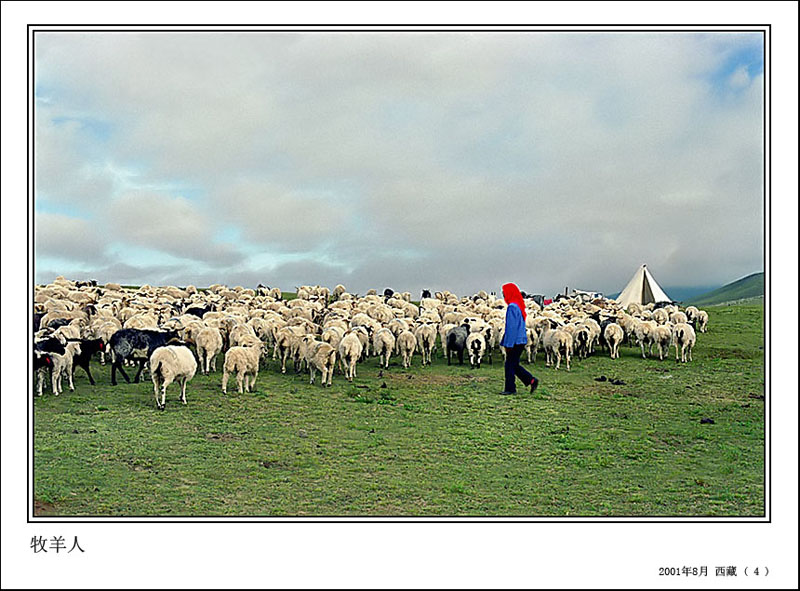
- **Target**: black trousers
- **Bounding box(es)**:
[504,344,534,393]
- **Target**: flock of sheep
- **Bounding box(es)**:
[33,277,710,409]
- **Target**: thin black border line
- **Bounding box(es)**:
[23,520,771,523]
[27,25,32,524]
[27,23,773,26]
[28,24,771,524]
[762,28,772,522]
[29,27,771,33]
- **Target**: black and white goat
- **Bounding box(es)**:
[34,337,70,396]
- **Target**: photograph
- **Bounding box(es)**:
[29,26,766,520]
[3,3,797,589]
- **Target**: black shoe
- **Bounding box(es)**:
[530,377,539,394]
[499,391,517,395]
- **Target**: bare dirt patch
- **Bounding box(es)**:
[34,499,57,516]
[260,459,289,469]
[205,432,242,441]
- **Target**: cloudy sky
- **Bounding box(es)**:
[34,29,764,297]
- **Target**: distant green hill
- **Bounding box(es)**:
[686,272,764,306]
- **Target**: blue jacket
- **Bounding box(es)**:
[501,303,528,347]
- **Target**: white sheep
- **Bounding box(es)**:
[396,330,417,369]
[615,313,638,345]
[541,321,573,371]
[35,340,81,396]
[181,319,207,348]
[338,330,364,382]
[603,323,624,359]
[274,325,307,374]
[413,322,437,367]
[670,311,688,325]
[580,318,601,354]
[438,323,456,361]
[487,318,504,357]
[90,319,121,365]
[347,326,371,362]
[387,318,411,353]
[525,327,540,363]
[672,323,696,363]
[228,323,259,348]
[40,308,90,329]
[58,341,83,393]
[247,317,274,343]
[52,324,81,341]
[150,345,198,410]
[39,331,82,394]
[123,313,159,330]
[627,302,644,316]
[196,326,224,374]
[349,314,380,356]
[300,336,337,386]
[372,328,396,369]
[653,308,670,325]
[368,304,394,324]
[322,316,349,332]
[635,320,658,359]
[653,324,673,361]
[221,341,267,394]
[321,325,345,351]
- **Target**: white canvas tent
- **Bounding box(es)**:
[615,264,672,308]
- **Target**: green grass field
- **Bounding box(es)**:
[33,303,765,517]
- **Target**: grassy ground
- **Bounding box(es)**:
[33,303,765,517]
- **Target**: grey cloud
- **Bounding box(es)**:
[105,191,245,266]
[35,105,116,208]
[35,212,110,264]
[212,181,355,252]
[34,32,764,295]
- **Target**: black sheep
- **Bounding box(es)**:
[46,318,72,331]
[185,304,214,318]
[68,338,106,385]
[34,351,54,372]
[33,313,45,333]
[34,337,65,371]
[109,329,180,385]
[446,324,470,365]
[35,337,67,356]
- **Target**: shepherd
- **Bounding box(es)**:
[500,282,539,395]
